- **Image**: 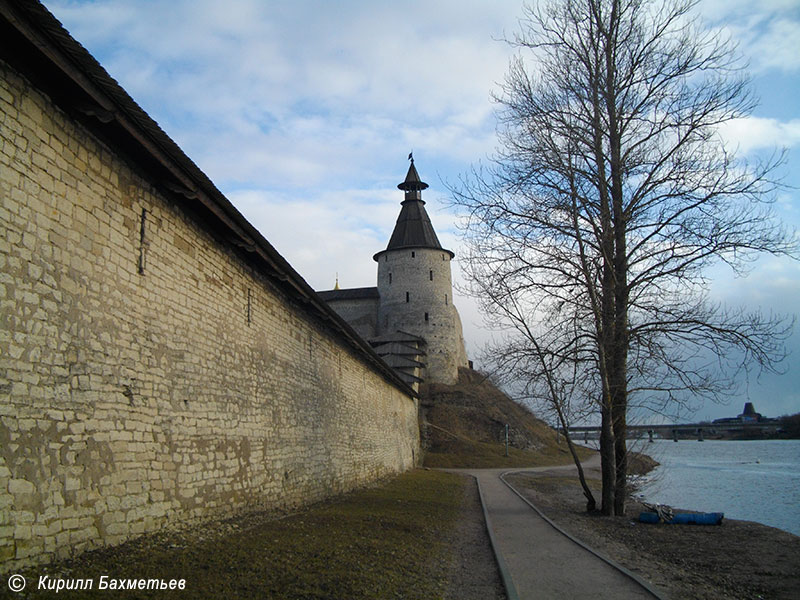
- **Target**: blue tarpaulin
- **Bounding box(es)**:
[639,511,724,525]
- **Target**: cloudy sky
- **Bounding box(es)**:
[43,0,800,422]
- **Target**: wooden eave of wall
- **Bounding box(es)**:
[0,0,417,399]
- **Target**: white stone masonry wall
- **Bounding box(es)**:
[0,59,419,571]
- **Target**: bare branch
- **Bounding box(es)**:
[450,0,798,516]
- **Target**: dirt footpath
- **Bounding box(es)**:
[445,475,507,600]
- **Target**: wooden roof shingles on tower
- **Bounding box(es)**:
[375,160,454,259]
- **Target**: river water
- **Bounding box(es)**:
[633,439,800,536]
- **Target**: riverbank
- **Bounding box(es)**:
[634,439,800,535]
[506,459,800,600]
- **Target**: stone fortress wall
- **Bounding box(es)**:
[376,248,468,384]
[318,289,379,341]
[0,50,419,572]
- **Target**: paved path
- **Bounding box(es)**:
[460,460,660,600]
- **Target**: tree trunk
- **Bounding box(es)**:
[566,431,597,512]
[612,402,627,515]
[552,394,597,512]
[599,398,615,515]
[604,0,629,516]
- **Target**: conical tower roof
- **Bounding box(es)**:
[385,196,443,250]
[374,159,454,260]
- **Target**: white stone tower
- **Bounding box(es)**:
[372,159,469,385]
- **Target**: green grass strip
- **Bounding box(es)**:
[18,470,466,600]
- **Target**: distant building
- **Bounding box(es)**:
[738,402,762,423]
[318,160,469,386]
[712,402,765,424]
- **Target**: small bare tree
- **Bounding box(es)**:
[474,273,599,510]
[453,0,795,515]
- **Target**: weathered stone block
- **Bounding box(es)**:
[8,479,34,495]
[13,525,32,540]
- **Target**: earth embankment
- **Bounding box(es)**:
[421,368,593,468]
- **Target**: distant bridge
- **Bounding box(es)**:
[565,421,781,442]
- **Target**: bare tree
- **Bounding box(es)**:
[453,0,796,515]
[473,272,599,510]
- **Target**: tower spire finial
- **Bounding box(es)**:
[398,156,428,194]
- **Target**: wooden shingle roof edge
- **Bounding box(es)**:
[0,0,417,399]
[317,287,380,301]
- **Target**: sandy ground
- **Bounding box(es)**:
[505,462,800,600]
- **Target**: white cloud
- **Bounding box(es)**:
[230,187,399,290]
[749,18,800,73]
[709,255,800,316]
[46,0,517,193]
[719,117,800,154]
[698,0,800,74]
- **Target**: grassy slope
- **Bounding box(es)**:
[422,369,594,468]
[16,471,467,600]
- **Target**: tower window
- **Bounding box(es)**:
[411,251,415,258]
[429,270,433,281]
[424,312,429,322]
[406,292,410,303]
[445,294,448,305]
[389,273,392,284]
